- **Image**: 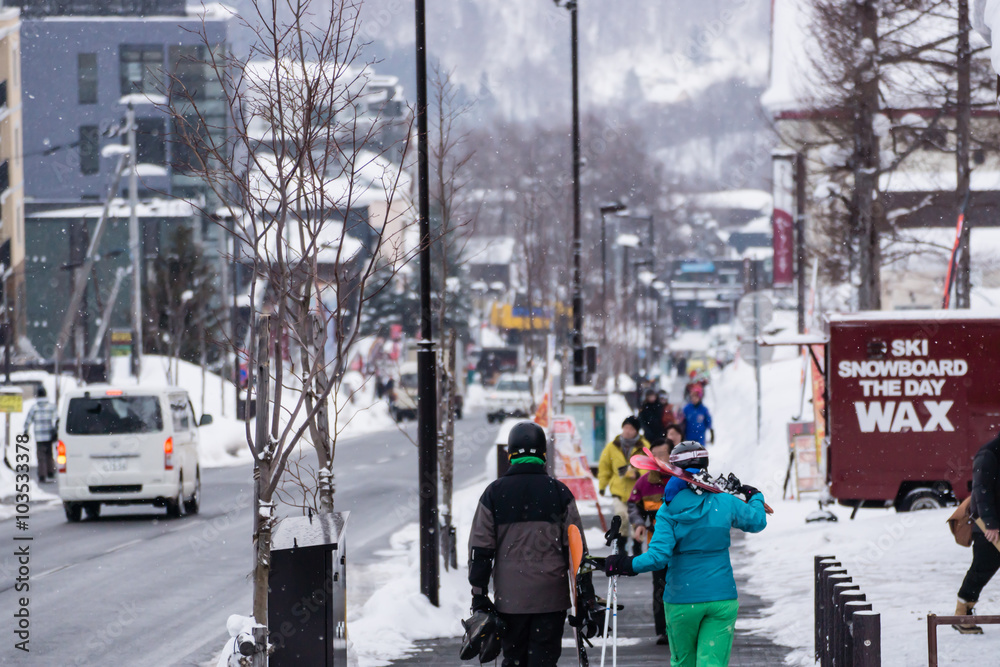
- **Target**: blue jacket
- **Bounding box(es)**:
[682,402,712,444]
[631,488,767,604]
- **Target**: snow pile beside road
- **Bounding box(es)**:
[711,354,1000,665]
[112,355,250,468]
[0,464,58,521]
[348,478,488,666]
[111,356,396,467]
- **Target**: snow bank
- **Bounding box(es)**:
[111,355,251,468]
[347,478,489,666]
[111,356,397,468]
[711,354,1000,665]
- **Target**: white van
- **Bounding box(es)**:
[57,386,211,521]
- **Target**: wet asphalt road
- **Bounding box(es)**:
[0,408,498,666]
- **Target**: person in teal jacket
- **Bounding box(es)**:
[602,441,767,667]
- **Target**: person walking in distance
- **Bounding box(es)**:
[603,441,767,666]
[23,388,57,483]
[639,389,668,442]
[598,415,650,555]
[955,432,1000,633]
[468,421,601,665]
[627,438,673,645]
[681,384,714,445]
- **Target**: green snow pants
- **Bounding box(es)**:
[663,599,739,667]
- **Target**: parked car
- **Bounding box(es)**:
[390,361,419,422]
[485,373,533,423]
[57,386,211,521]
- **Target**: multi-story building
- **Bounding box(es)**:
[0,4,24,347]
[9,0,231,358]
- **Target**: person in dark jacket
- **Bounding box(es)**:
[956,432,1000,633]
[626,438,672,645]
[469,421,600,665]
[639,389,668,442]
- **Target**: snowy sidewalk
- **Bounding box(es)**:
[385,529,789,666]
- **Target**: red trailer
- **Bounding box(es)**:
[826,311,1000,511]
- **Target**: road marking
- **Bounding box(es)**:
[36,563,77,580]
[104,538,143,554]
[168,519,203,533]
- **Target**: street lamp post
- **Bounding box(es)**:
[553,0,584,385]
[599,202,627,384]
[414,0,439,606]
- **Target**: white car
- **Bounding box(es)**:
[486,373,533,423]
[57,386,210,521]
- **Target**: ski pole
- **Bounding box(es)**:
[601,515,622,667]
[612,575,619,667]
[601,572,613,666]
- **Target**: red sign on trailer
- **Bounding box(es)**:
[827,312,1000,511]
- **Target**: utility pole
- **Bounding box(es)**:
[563,0,584,386]
[414,0,439,607]
[127,101,142,378]
[795,153,807,332]
[955,0,972,309]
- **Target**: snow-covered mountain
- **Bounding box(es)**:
[358,0,771,119]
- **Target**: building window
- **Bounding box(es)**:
[79,126,99,175]
[78,53,98,104]
[136,117,166,165]
[120,45,163,96]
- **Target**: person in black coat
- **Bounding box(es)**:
[468,422,601,664]
[638,389,668,443]
[956,432,1000,633]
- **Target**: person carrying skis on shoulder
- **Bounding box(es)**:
[681,384,713,445]
[468,421,602,665]
[626,438,673,646]
[604,441,767,666]
[598,415,650,555]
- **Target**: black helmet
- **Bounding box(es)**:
[459,610,504,662]
[508,421,546,459]
[669,441,709,470]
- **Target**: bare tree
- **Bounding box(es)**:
[804,0,997,307]
[165,0,414,647]
[429,66,476,570]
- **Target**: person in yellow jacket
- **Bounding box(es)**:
[598,415,650,555]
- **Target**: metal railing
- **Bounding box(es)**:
[926,614,1000,666]
[815,555,882,666]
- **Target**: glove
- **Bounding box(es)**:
[740,484,761,500]
[599,488,606,497]
[471,594,496,615]
[603,554,636,577]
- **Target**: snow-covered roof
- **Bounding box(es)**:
[258,218,364,267]
[880,169,1000,193]
[28,198,197,219]
[738,215,773,234]
[464,236,516,266]
[688,189,772,213]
